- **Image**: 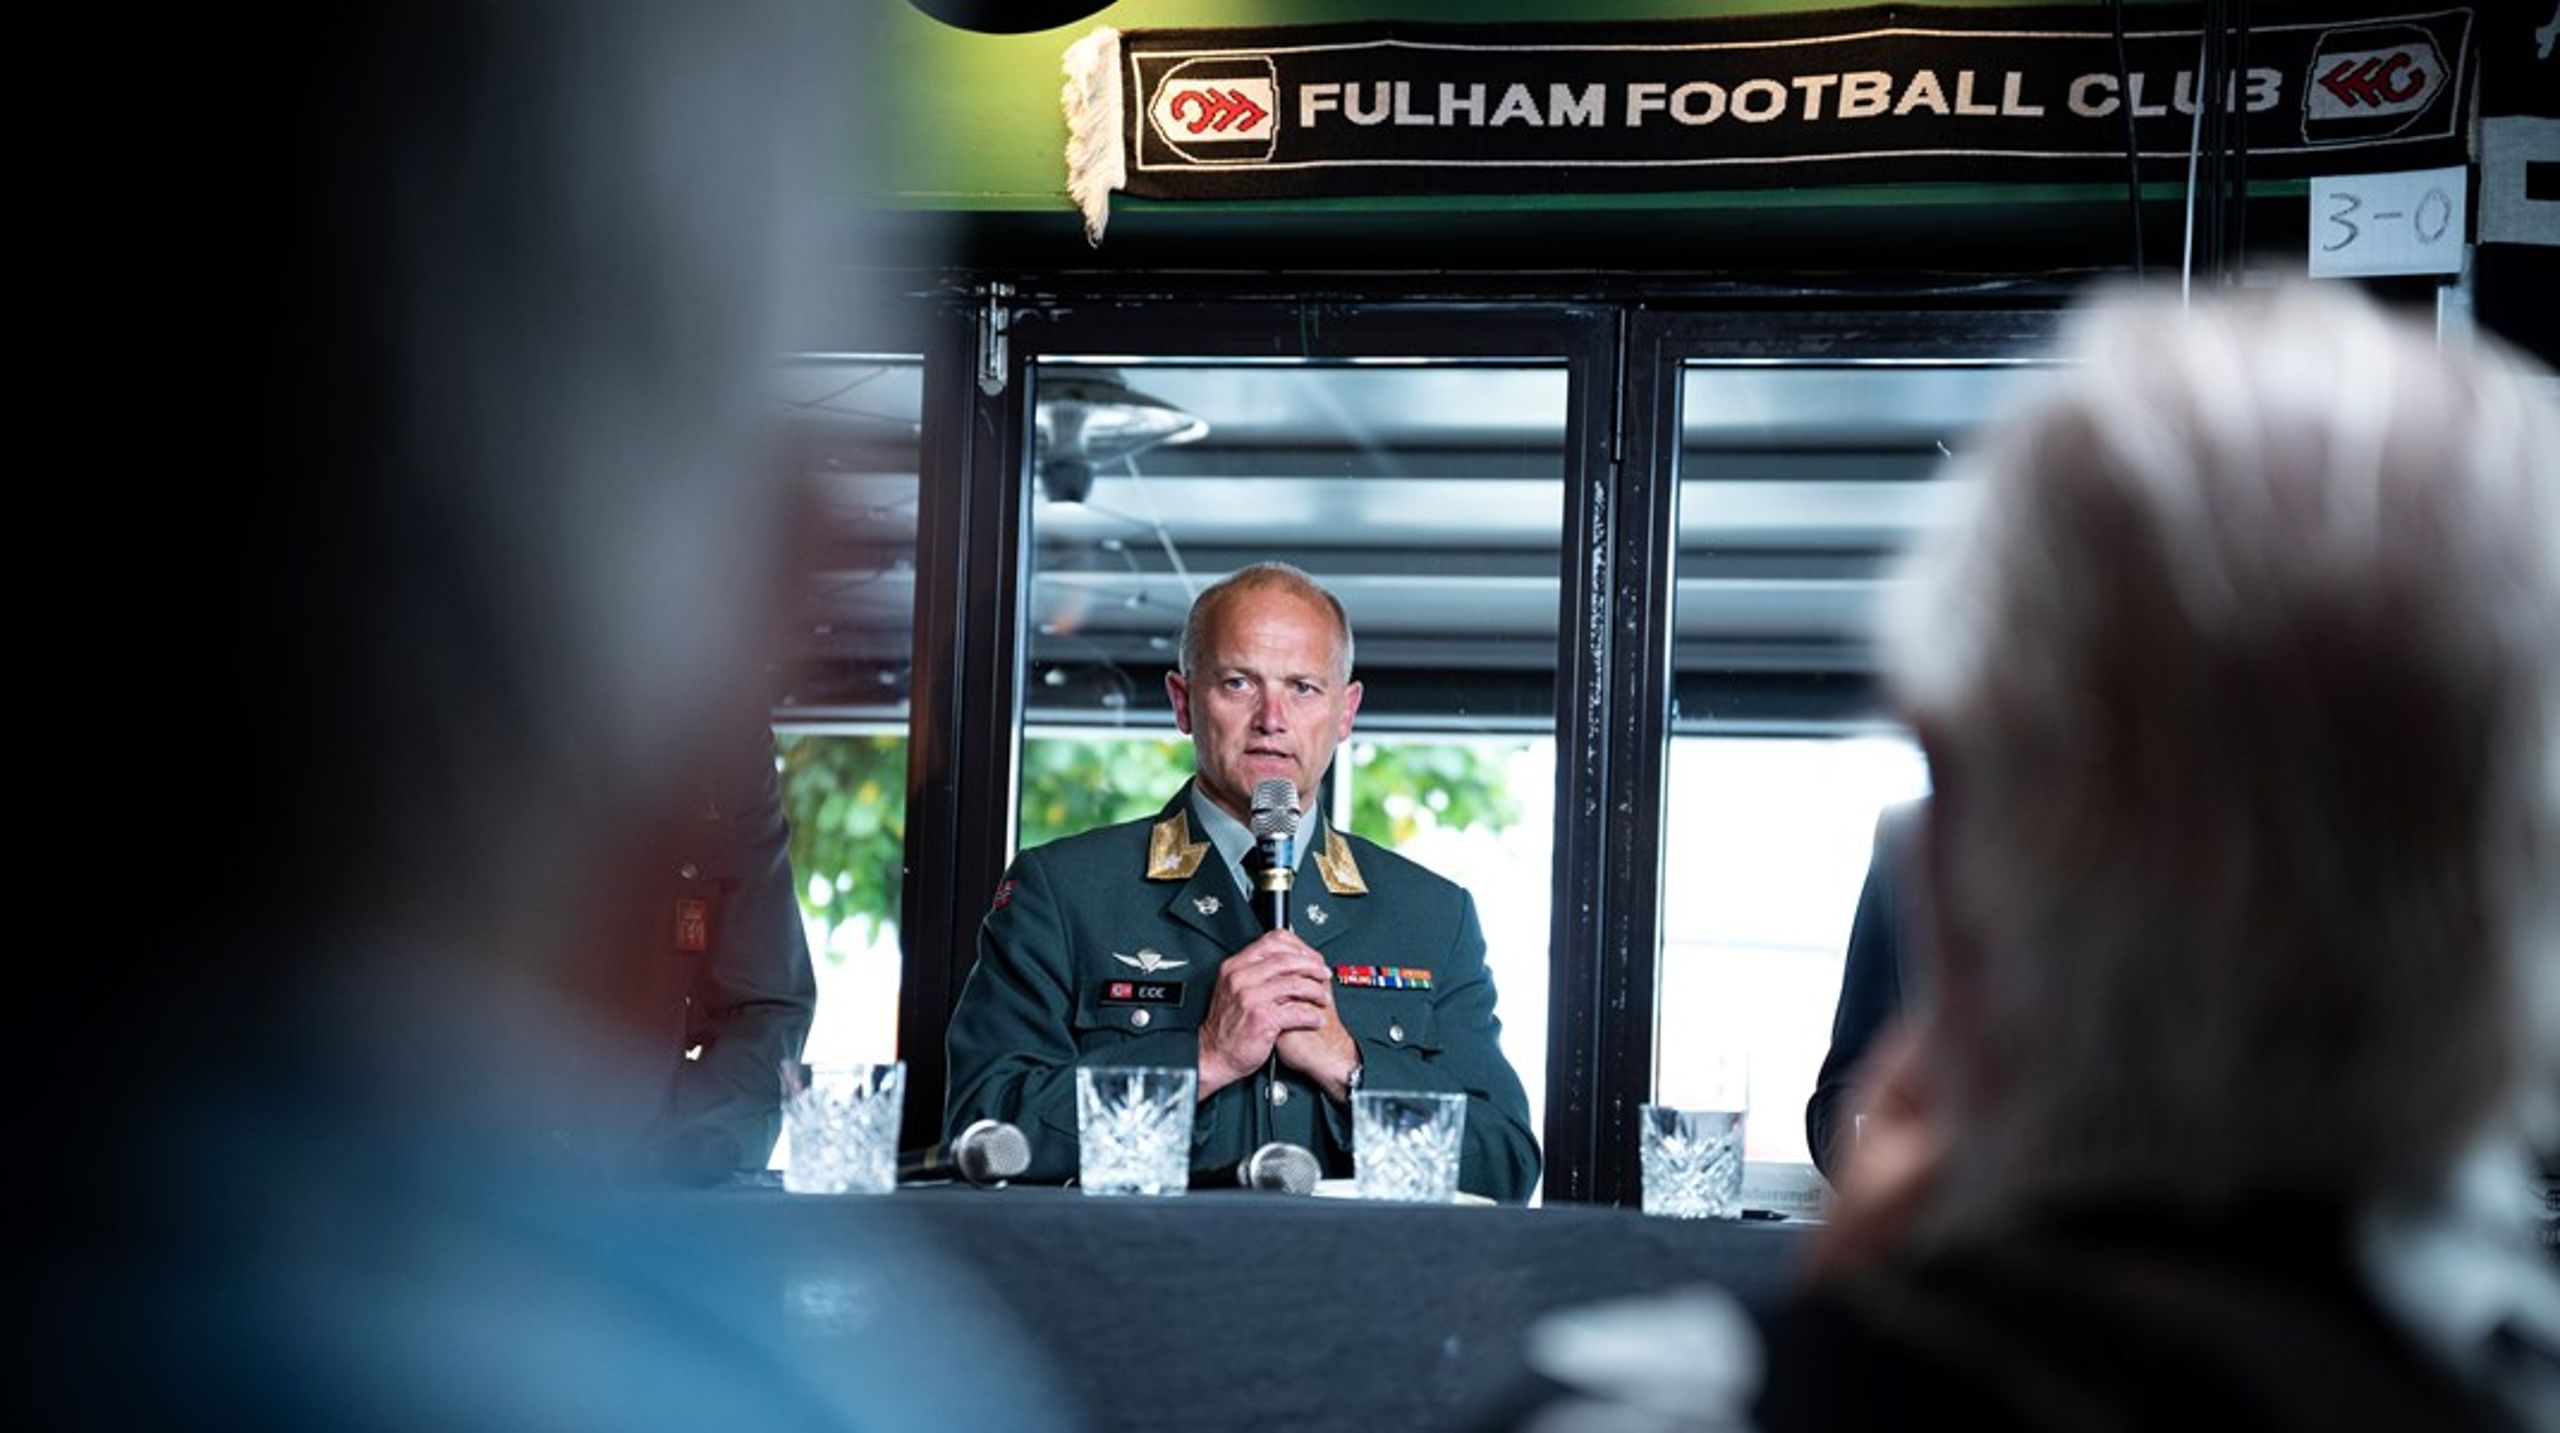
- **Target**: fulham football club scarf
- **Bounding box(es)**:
[1062,5,2475,242]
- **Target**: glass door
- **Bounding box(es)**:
[1019,360,1572,1171]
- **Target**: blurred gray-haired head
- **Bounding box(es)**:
[146,0,870,1149]
[241,0,858,945]
[1885,283,2560,1225]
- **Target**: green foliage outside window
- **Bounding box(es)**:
[1345,740,1523,847]
[777,732,908,947]
[1016,737,1194,847]
[779,730,1525,962]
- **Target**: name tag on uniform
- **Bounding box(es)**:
[1336,965,1432,990]
[1099,980,1185,1005]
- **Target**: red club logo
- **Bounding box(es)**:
[2317,50,2429,110]
[1144,56,1280,165]
[2303,25,2450,142]
[1168,86,1269,135]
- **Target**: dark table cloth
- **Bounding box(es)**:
[634,1184,1814,1431]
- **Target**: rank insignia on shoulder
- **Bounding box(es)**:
[1335,965,1432,990]
[991,878,1017,912]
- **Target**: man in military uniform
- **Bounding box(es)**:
[944,562,1540,1200]
[633,725,819,1184]
[572,714,819,1185]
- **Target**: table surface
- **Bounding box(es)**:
[638,1184,1816,1433]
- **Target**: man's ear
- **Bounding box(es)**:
[1165,670,1193,734]
[1337,679,1363,738]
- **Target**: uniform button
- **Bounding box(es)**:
[1130,1009,1152,1029]
[1268,1083,1291,1107]
[1388,1022,1406,1044]
[678,863,700,881]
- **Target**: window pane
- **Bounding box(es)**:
[1341,734,1553,1151]
[1020,361,1568,1184]
[1660,362,2047,1210]
[772,356,921,1079]
[1658,734,1928,1163]
[777,731,906,1072]
[1017,732,1192,850]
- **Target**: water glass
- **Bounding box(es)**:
[1076,1065,1197,1196]
[1639,1103,1748,1219]
[780,1060,905,1195]
[1353,1089,1468,1203]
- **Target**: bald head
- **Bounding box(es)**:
[1178,562,1355,685]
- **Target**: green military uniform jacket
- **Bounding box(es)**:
[944,784,1541,1201]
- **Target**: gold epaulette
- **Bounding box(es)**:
[1313,828,1368,896]
[1145,810,1210,881]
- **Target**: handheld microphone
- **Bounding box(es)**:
[1194,1140,1321,1194]
[1246,779,1303,1149]
[1248,778,1299,933]
[897,1118,1031,1187]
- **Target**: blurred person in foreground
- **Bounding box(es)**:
[37,4,1068,1428]
[1501,283,2560,1431]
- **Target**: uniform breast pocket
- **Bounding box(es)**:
[1338,989,1440,1055]
[1072,973,1200,1043]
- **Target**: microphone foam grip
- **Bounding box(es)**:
[953,1118,1032,1185]
[1244,1141,1321,1195]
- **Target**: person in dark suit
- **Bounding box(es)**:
[1804,799,1923,1185]
[945,562,1541,1200]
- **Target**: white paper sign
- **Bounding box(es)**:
[2479,117,2559,248]
[2309,165,2467,277]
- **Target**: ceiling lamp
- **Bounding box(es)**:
[1034,369,1209,503]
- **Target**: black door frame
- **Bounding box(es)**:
[1598,301,2071,1201]
[890,280,2073,1199]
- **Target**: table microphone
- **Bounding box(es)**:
[898,1118,1031,1187]
[1196,1140,1321,1194]
[1249,778,1298,932]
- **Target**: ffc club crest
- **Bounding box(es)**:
[2302,24,2451,143]
[1145,55,1279,163]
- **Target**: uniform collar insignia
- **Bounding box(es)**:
[1313,828,1368,896]
[1194,895,1221,915]
[1113,948,1187,973]
[1304,903,1328,925]
[1147,809,1210,882]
